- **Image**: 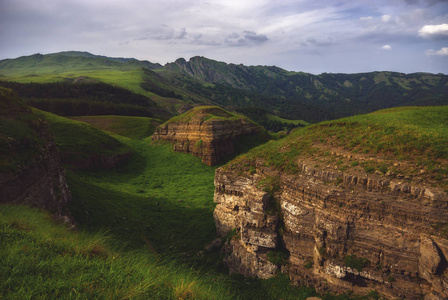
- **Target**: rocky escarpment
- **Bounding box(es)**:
[0,88,71,218]
[213,106,448,299]
[214,162,448,299]
[152,106,263,166]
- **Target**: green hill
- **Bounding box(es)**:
[33,110,131,167]
[2,52,447,124]
[227,106,448,188]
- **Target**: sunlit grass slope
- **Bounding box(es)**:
[0,205,234,299]
[34,109,131,164]
[0,53,154,97]
[229,106,448,187]
[70,115,161,139]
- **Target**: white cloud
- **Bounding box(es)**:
[418,24,448,38]
[381,15,391,22]
[360,16,373,21]
[426,47,448,56]
[381,44,392,50]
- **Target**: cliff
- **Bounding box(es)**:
[152,106,265,166]
[213,106,448,299]
[0,88,71,218]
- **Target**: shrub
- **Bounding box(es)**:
[344,254,370,271]
[267,251,289,265]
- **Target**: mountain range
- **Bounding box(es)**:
[1,51,447,124]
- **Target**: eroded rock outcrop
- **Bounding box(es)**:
[0,88,71,218]
[152,106,263,166]
[214,161,448,299]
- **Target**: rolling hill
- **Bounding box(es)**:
[1,51,447,125]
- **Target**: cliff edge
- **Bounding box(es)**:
[214,106,448,299]
[152,106,265,166]
[0,88,71,218]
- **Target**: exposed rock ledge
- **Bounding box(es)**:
[152,106,262,166]
[213,160,448,299]
[0,88,72,218]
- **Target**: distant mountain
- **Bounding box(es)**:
[1,52,447,123]
[161,56,448,122]
[0,51,161,74]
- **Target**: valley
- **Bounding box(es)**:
[1,51,448,299]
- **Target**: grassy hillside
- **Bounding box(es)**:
[0,205,234,299]
[0,52,156,96]
[0,87,44,171]
[162,57,448,122]
[70,115,161,139]
[1,106,378,299]
[33,110,131,165]
[227,106,448,188]
[3,52,448,125]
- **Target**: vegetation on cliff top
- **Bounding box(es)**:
[164,106,248,124]
[227,106,448,188]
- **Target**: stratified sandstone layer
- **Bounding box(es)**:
[214,161,448,299]
[152,106,262,166]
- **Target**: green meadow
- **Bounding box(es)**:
[1,104,411,299]
[2,112,350,299]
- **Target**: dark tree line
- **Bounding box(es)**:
[0,81,159,117]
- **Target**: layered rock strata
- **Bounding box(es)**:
[152,107,261,166]
[214,160,448,299]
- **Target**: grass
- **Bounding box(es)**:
[1,65,155,99]
[69,115,162,139]
[266,113,310,126]
[67,138,217,252]
[1,107,394,299]
[165,106,246,124]
[0,205,234,299]
[0,87,44,171]
[33,109,131,164]
[226,106,448,187]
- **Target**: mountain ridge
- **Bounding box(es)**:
[1,51,447,124]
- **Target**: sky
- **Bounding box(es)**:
[0,0,448,74]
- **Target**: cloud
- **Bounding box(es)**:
[1,0,448,74]
[425,47,448,56]
[381,15,391,22]
[418,24,448,39]
[303,37,337,47]
[135,25,187,41]
[223,31,269,47]
[243,31,269,44]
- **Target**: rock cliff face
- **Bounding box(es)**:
[152,106,262,166]
[0,88,71,217]
[214,162,448,299]
[213,105,448,300]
